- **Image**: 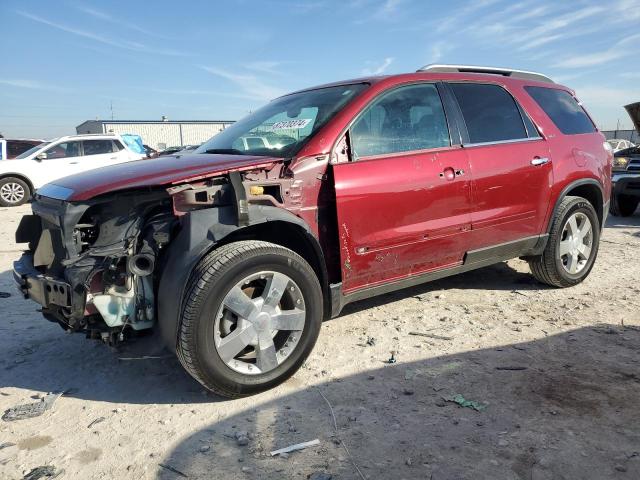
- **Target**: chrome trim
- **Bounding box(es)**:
[417,64,555,84]
[531,157,550,166]
[462,137,543,148]
[35,184,74,201]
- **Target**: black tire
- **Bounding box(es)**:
[0,177,31,207]
[610,193,639,217]
[177,240,323,398]
[528,196,600,288]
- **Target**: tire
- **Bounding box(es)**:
[177,240,323,398]
[0,177,31,207]
[610,193,639,217]
[528,196,600,288]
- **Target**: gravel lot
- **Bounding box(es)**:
[1,203,639,480]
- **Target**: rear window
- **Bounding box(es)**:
[449,83,528,144]
[525,86,596,135]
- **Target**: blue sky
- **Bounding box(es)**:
[1,0,639,139]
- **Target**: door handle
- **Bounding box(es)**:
[69,161,79,164]
[531,157,550,166]
[439,167,465,181]
[110,157,118,160]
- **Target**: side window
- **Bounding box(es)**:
[83,140,116,156]
[525,86,596,135]
[113,140,125,151]
[350,83,450,158]
[449,83,528,144]
[44,141,81,159]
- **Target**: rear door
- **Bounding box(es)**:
[447,82,553,250]
[81,139,126,170]
[332,82,472,293]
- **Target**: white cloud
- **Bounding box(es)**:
[0,78,67,92]
[199,66,285,101]
[554,32,640,68]
[243,61,284,75]
[17,11,189,57]
[74,5,168,39]
[427,41,452,64]
[361,57,394,75]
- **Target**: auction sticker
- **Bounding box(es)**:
[271,119,312,130]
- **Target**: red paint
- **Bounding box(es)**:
[55,71,611,295]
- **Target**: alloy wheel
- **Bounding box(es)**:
[214,271,306,375]
[0,182,25,204]
[558,212,593,275]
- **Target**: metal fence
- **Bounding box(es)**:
[602,129,639,143]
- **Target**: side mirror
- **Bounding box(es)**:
[35,152,48,161]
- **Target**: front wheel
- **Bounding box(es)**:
[528,196,600,288]
[0,177,31,207]
[177,240,323,398]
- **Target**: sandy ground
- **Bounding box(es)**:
[0,203,639,480]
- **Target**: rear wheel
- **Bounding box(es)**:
[610,193,639,217]
[177,240,323,398]
[528,196,600,288]
[0,177,30,207]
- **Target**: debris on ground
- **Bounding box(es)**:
[444,394,487,411]
[22,466,63,479]
[387,352,397,364]
[0,441,15,450]
[87,416,106,428]
[308,473,332,480]
[366,337,376,346]
[270,438,320,456]
[495,366,528,371]
[158,463,188,478]
[235,430,250,446]
[2,392,63,422]
[0,292,11,298]
[408,331,453,340]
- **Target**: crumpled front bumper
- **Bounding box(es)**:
[13,253,71,308]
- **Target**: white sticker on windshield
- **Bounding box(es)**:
[271,119,312,130]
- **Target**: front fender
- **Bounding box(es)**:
[157,204,323,350]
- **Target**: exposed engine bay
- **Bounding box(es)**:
[13,167,293,345]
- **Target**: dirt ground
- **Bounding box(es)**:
[0,204,639,480]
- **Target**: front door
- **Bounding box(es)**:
[332,83,473,294]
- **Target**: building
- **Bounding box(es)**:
[76,119,235,150]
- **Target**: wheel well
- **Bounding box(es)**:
[218,221,331,317]
[0,174,34,195]
[564,183,604,228]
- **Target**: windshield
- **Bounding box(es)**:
[196,83,368,158]
[15,142,50,159]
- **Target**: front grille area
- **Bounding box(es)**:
[628,158,640,172]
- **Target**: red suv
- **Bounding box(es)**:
[13,65,612,397]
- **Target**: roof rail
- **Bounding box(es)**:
[417,64,554,84]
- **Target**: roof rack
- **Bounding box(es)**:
[417,64,554,84]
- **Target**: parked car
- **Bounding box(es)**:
[607,138,634,152]
[158,145,200,156]
[143,144,159,158]
[0,134,147,207]
[0,138,43,160]
[13,65,611,397]
[610,102,640,216]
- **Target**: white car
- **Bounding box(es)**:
[607,138,635,153]
[0,134,146,207]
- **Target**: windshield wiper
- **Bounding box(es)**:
[203,148,245,155]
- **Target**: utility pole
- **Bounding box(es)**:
[110,101,114,121]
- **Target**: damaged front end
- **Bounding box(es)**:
[12,163,294,346]
[13,188,175,343]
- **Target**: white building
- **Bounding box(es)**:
[76,119,235,151]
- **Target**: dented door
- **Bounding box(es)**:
[333,147,472,293]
